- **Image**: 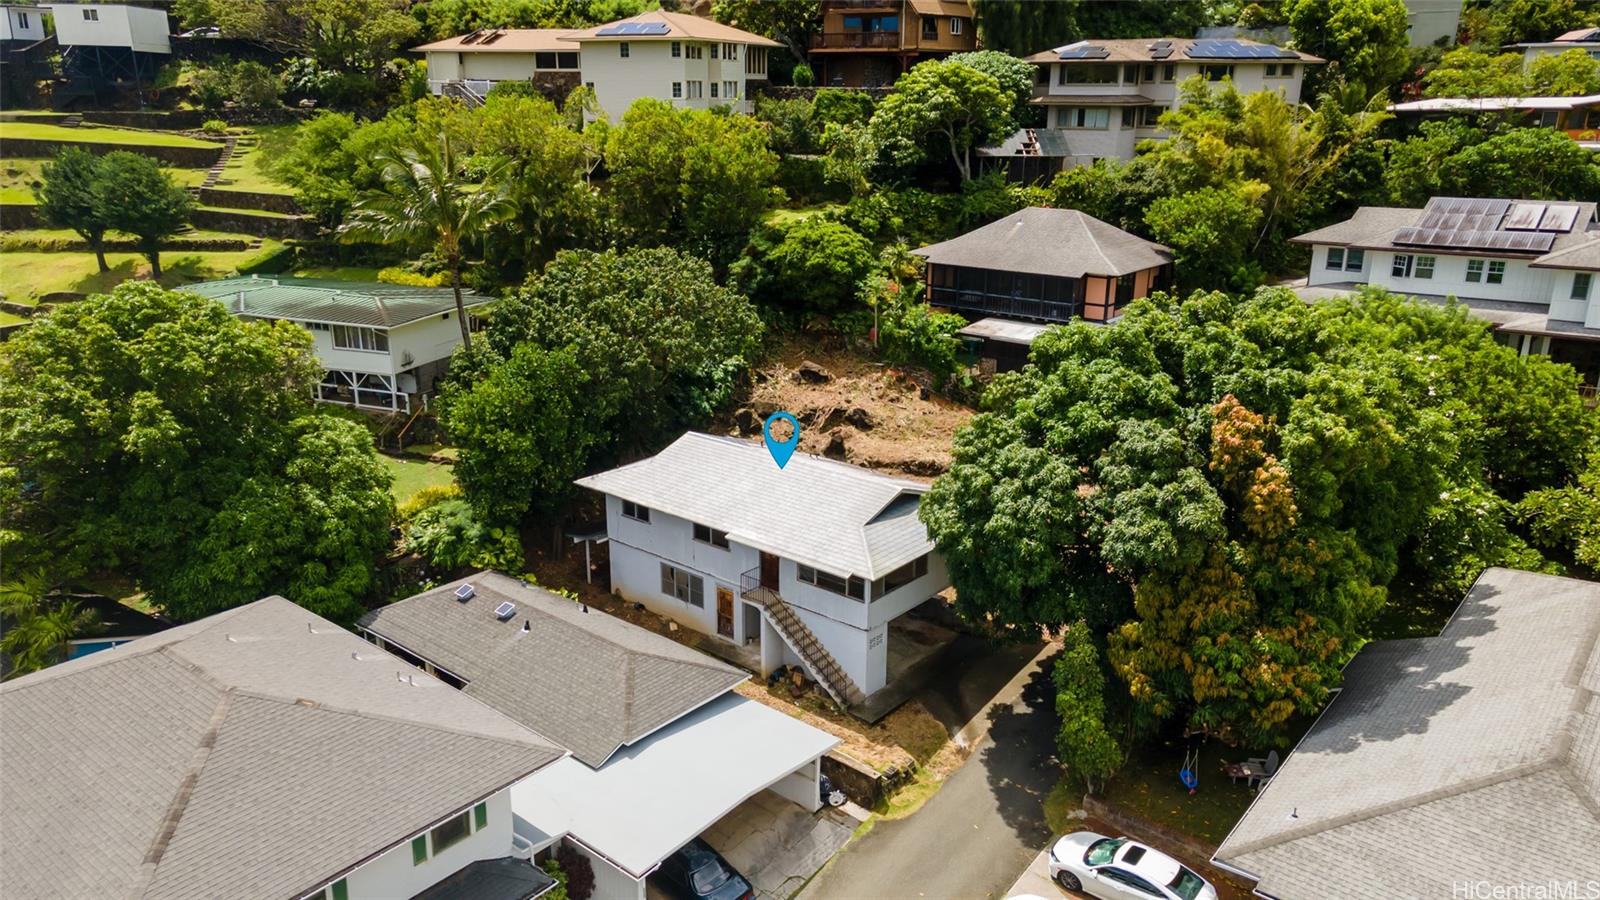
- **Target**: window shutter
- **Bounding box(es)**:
[474,802,488,830]
[331,880,349,900]
[412,835,428,865]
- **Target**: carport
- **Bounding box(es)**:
[511,692,840,900]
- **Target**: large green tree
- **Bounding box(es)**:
[870,59,1013,182]
[603,99,778,265]
[946,50,1038,128]
[0,282,395,624]
[1528,48,1600,96]
[33,148,113,273]
[970,0,1211,57]
[920,287,1594,744]
[711,0,820,64]
[99,151,195,279]
[196,0,418,72]
[1422,47,1528,97]
[0,571,96,680]
[1286,0,1411,97]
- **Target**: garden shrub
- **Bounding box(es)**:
[556,845,594,900]
[813,90,875,128]
[401,498,524,572]
[488,80,540,99]
[377,266,447,287]
[201,118,229,135]
[733,216,874,313]
[791,62,816,87]
[775,155,843,205]
[1053,623,1125,794]
[396,483,462,521]
[877,293,966,383]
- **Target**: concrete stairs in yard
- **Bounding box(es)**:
[198,135,238,191]
[756,594,867,709]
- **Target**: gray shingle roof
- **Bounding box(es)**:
[183,276,495,328]
[0,597,562,900]
[1213,568,1600,899]
[1292,199,1600,259]
[575,432,937,579]
[1532,234,1600,272]
[913,207,1172,280]
[358,573,748,769]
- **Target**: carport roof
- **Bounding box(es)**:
[511,692,839,880]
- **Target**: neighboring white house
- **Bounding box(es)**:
[575,432,951,707]
[1511,26,1600,65]
[416,10,778,119]
[0,5,45,42]
[360,573,841,900]
[1294,197,1600,390]
[0,596,567,900]
[1011,37,1321,169]
[413,28,580,103]
[45,2,170,54]
[1402,0,1460,47]
[185,276,494,413]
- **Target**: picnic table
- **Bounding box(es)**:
[1223,760,1270,786]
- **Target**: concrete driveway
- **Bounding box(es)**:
[698,790,857,900]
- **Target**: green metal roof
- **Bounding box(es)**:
[183,276,495,329]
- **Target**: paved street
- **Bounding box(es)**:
[799,643,1061,900]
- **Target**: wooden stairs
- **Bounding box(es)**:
[749,590,866,709]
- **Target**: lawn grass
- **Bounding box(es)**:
[1097,738,1259,846]
[0,241,284,301]
[208,123,296,195]
[0,121,222,148]
[0,309,26,325]
[763,202,846,227]
[2,158,208,206]
[378,454,455,504]
[1044,775,1083,835]
[291,265,385,281]
[196,204,296,219]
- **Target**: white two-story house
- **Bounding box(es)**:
[576,432,950,709]
[416,10,776,119]
[186,275,494,413]
[0,596,566,900]
[1295,196,1600,391]
[1005,37,1321,171]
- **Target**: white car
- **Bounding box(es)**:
[1047,832,1217,900]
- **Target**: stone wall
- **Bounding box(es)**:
[0,137,224,167]
[81,108,315,130]
[192,208,316,239]
[0,203,39,230]
[821,750,916,808]
[199,187,303,215]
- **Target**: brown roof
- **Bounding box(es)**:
[563,10,780,47]
[913,207,1172,279]
[1023,37,1322,65]
[412,28,577,53]
[908,0,973,17]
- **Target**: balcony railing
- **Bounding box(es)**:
[740,566,775,603]
[811,31,902,49]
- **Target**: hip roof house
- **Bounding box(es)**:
[1212,568,1600,899]
[185,275,496,413]
[0,596,565,900]
[575,432,953,711]
[359,572,840,900]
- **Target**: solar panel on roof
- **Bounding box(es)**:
[1394,225,1554,253]
[1187,38,1292,59]
[494,601,516,621]
[1539,205,1580,233]
[1504,202,1547,231]
[1059,44,1110,59]
[479,29,505,44]
[1150,46,1174,59]
[1150,39,1172,49]
[596,21,671,36]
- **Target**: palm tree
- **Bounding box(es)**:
[0,570,97,679]
[339,133,515,351]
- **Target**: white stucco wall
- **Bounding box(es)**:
[1405,0,1461,47]
[770,759,822,813]
[48,3,170,53]
[266,311,471,379]
[566,838,646,900]
[578,38,757,120]
[1,7,45,41]
[318,789,517,900]
[425,51,462,82]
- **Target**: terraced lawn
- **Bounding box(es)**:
[208,124,297,195]
[379,455,456,504]
[2,158,208,205]
[0,241,284,302]
[0,121,223,148]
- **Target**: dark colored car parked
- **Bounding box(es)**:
[653,838,753,900]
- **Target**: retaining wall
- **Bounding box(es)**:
[199,187,303,215]
[0,136,225,167]
[0,203,40,229]
[192,207,316,239]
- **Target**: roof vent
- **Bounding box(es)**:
[494,601,516,621]
[521,621,531,632]
[455,584,475,602]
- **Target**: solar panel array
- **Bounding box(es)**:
[1391,197,1567,254]
[596,21,671,36]
[1186,39,1297,59]
[1059,43,1110,59]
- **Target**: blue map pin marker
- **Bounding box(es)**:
[763,411,801,469]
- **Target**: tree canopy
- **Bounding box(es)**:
[99,151,195,279]
[1286,0,1411,97]
[0,282,394,624]
[870,59,1013,182]
[920,287,1595,744]
[971,0,1210,57]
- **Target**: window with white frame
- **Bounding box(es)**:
[950,17,963,34]
[1326,247,1345,270]
[1264,62,1294,77]
[797,564,866,601]
[710,42,719,59]
[726,43,737,59]
[724,80,738,99]
[687,80,703,98]
[1392,254,1413,278]
[660,563,705,607]
[1345,249,1365,272]
[686,43,703,59]
[1466,258,1485,282]
[872,554,929,599]
[1574,272,1593,300]
[18,11,29,27]
[1161,63,1176,81]
[1059,107,1110,129]
[710,82,718,99]
[1415,255,1435,279]
[619,42,629,57]
[622,500,650,522]
[692,522,730,549]
[411,803,488,866]
[83,8,98,20]
[672,81,682,98]
[306,879,349,900]
[1487,260,1505,284]
[1139,106,1162,126]
[671,41,681,57]
[331,324,388,352]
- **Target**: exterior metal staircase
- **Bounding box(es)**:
[742,571,866,709]
[440,80,487,108]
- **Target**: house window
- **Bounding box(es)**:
[1201,64,1234,81]
[331,324,388,352]
[726,43,737,59]
[430,810,472,855]
[307,880,349,900]
[1487,260,1505,284]
[1574,272,1593,300]
[710,82,718,98]
[1059,107,1110,129]
[1162,63,1176,81]
[687,80,703,98]
[619,41,630,57]
[83,8,98,20]
[672,81,682,98]
[1121,107,1136,128]
[535,51,577,69]
[672,41,681,57]
[872,554,929,599]
[1265,62,1294,77]
[1060,63,1119,84]
[950,17,962,34]
[686,43,703,59]
[411,835,428,865]
[622,500,650,522]
[1140,63,1156,82]
[797,564,866,601]
[1465,259,1484,282]
[659,563,705,607]
[1345,249,1365,272]
[693,523,730,549]
[1326,247,1345,270]
[18,11,29,27]
[710,43,719,59]
[1415,255,1435,279]
[1123,64,1141,84]
[473,802,488,830]
[724,80,738,98]
[922,16,937,39]
[1139,106,1162,126]
[1392,254,1413,278]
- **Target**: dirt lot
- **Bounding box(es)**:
[725,337,976,479]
